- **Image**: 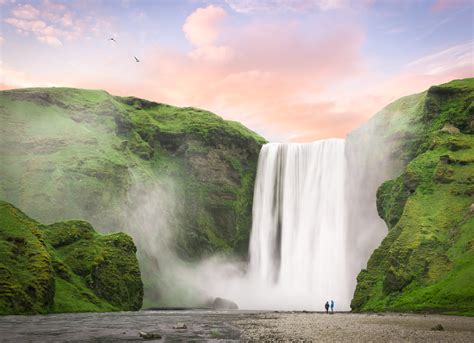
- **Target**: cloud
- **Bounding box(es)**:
[431,0,470,11]
[11,4,39,19]
[183,5,232,62]
[0,61,58,89]
[38,35,62,46]
[131,15,366,141]
[4,0,111,46]
[405,42,473,75]
[183,5,227,46]
[224,0,372,13]
[5,17,65,46]
[189,45,234,62]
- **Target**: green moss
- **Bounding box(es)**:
[0,86,265,307]
[0,201,143,315]
[0,201,54,314]
[352,78,474,315]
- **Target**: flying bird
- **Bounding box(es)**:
[108,37,116,42]
[134,56,140,63]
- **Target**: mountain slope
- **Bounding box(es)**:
[0,87,265,305]
[351,78,474,315]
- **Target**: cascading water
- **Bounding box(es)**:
[247,139,351,309]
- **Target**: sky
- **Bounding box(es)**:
[0,0,473,142]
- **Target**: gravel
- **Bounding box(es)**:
[236,312,474,342]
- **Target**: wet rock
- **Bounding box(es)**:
[212,297,239,310]
[139,331,162,339]
[431,324,444,331]
[173,323,187,330]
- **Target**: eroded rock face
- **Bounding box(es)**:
[0,201,143,314]
[351,78,474,315]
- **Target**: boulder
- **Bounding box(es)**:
[440,123,460,134]
[139,331,162,339]
[212,297,239,310]
[431,324,444,331]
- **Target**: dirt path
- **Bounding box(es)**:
[236,312,474,342]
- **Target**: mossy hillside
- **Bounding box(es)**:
[0,88,265,260]
[0,202,54,314]
[351,78,474,315]
[0,201,143,314]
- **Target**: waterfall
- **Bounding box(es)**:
[132,131,392,311]
[247,139,351,309]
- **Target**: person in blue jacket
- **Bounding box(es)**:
[330,300,334,313]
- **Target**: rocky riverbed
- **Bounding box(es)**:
[0,310,473,342]
[237,312,474,342]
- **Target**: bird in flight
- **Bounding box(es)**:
[134,56,140,63]
[109,37,116,42]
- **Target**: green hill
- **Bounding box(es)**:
[0,201,143,314]
[0,87,265,306]
[351,78,474,315]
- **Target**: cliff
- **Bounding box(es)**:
[0,87,265,306]
[351,78,474,315]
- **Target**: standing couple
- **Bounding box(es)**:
[324,300,334,314]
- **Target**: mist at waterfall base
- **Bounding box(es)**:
[124,131,396,311]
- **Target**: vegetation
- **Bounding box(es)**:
[0,201,143,314]
[0,87,265,306]
[351,78,474,316]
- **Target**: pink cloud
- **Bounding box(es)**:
[38,35,62,47]
[12,4,39,19]
[431,0,469,11]
[127,13,366,141]
[183,5,227,46]
[224,0,374,13]
[4,0,112,47]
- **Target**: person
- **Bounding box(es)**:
[325,301,329,314]
[330,300,334,313]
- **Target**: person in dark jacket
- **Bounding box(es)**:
[325,301,329,314]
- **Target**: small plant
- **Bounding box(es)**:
[210,328,222,338]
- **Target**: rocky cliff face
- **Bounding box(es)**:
[351,78,474,315]
[0,87,265,306]
[0,201,143,314]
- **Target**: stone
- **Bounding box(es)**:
[431,324,444,331]
[173,323,187,330]
[212,297,239,310]
[440,124,460,134]
[139,331,162,339]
